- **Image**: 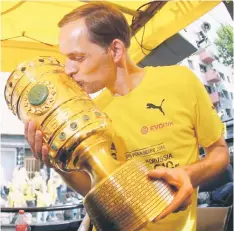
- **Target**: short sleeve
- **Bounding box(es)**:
[187,68,224,147]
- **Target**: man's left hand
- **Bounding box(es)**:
[148,167,194,222]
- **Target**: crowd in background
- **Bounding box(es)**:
[0,165,84,224]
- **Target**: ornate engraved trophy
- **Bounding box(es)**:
[4,57,174,231]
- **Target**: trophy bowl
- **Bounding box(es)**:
[4,57,174,231]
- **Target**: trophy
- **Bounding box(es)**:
[4,57,174,231]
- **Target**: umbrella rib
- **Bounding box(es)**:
[1,35,22,41]
[23,35,54,47]
[1,0,27,16]
[1,34,54,47]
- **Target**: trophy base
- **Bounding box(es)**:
[84,159,174,231]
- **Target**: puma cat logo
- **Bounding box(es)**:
[146,99,165,115]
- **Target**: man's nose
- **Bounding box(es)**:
[65,59,78,76]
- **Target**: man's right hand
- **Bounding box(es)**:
[24,121,53,168]
[24,121,91,196]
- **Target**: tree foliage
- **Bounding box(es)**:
[214,24,233,66]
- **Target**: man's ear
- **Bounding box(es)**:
[109,39,125,64]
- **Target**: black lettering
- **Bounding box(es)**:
[146,159,155,164]
[166,161,174,168]
[154,164,161,169]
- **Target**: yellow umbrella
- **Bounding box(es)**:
[1,0,221,72]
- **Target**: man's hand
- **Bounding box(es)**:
[24,120,91,196]
[148,167,194,221]
[24,120,53,168]
[78,213,91,231]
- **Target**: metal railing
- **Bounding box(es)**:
[1,204,84,213]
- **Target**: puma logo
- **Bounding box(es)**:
[146,99,165,115]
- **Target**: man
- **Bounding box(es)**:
[24,2,229,231]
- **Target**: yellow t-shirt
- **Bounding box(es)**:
[93,65,223,231]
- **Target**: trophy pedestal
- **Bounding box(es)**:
[85,159,174,231]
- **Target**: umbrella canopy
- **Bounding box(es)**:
[1,0,221,72]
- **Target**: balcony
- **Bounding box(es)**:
[200,50,215,64]
[205,69,221,83]
[210,92,220,105]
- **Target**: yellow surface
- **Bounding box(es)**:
[94,65,224,231]
[1,0,221,72]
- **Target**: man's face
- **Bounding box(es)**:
[59,19,115,94]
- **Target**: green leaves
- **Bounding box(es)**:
[214,24,233,66]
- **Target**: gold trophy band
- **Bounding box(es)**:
[4,57,175,231]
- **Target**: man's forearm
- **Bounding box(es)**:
[56,170,91,197]
[183,140,230,188]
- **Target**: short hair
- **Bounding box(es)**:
[58,2,131,48]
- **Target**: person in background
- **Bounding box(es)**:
[24,181,36,208]
[35,185,52,223]
[63,193,75,221]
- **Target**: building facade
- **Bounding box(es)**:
[179,3,234,121]
[178,2,233,151]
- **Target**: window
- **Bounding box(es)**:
[223,90,229,99]
[226,108,232,117]
[218,91,224,98]
[227,76,231,83]
[205,85,212,94]
[230,92,234,100]
[219,72,225,80]
[199,64,207,73]
[188,60,194,69]
[210,85,215,92]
